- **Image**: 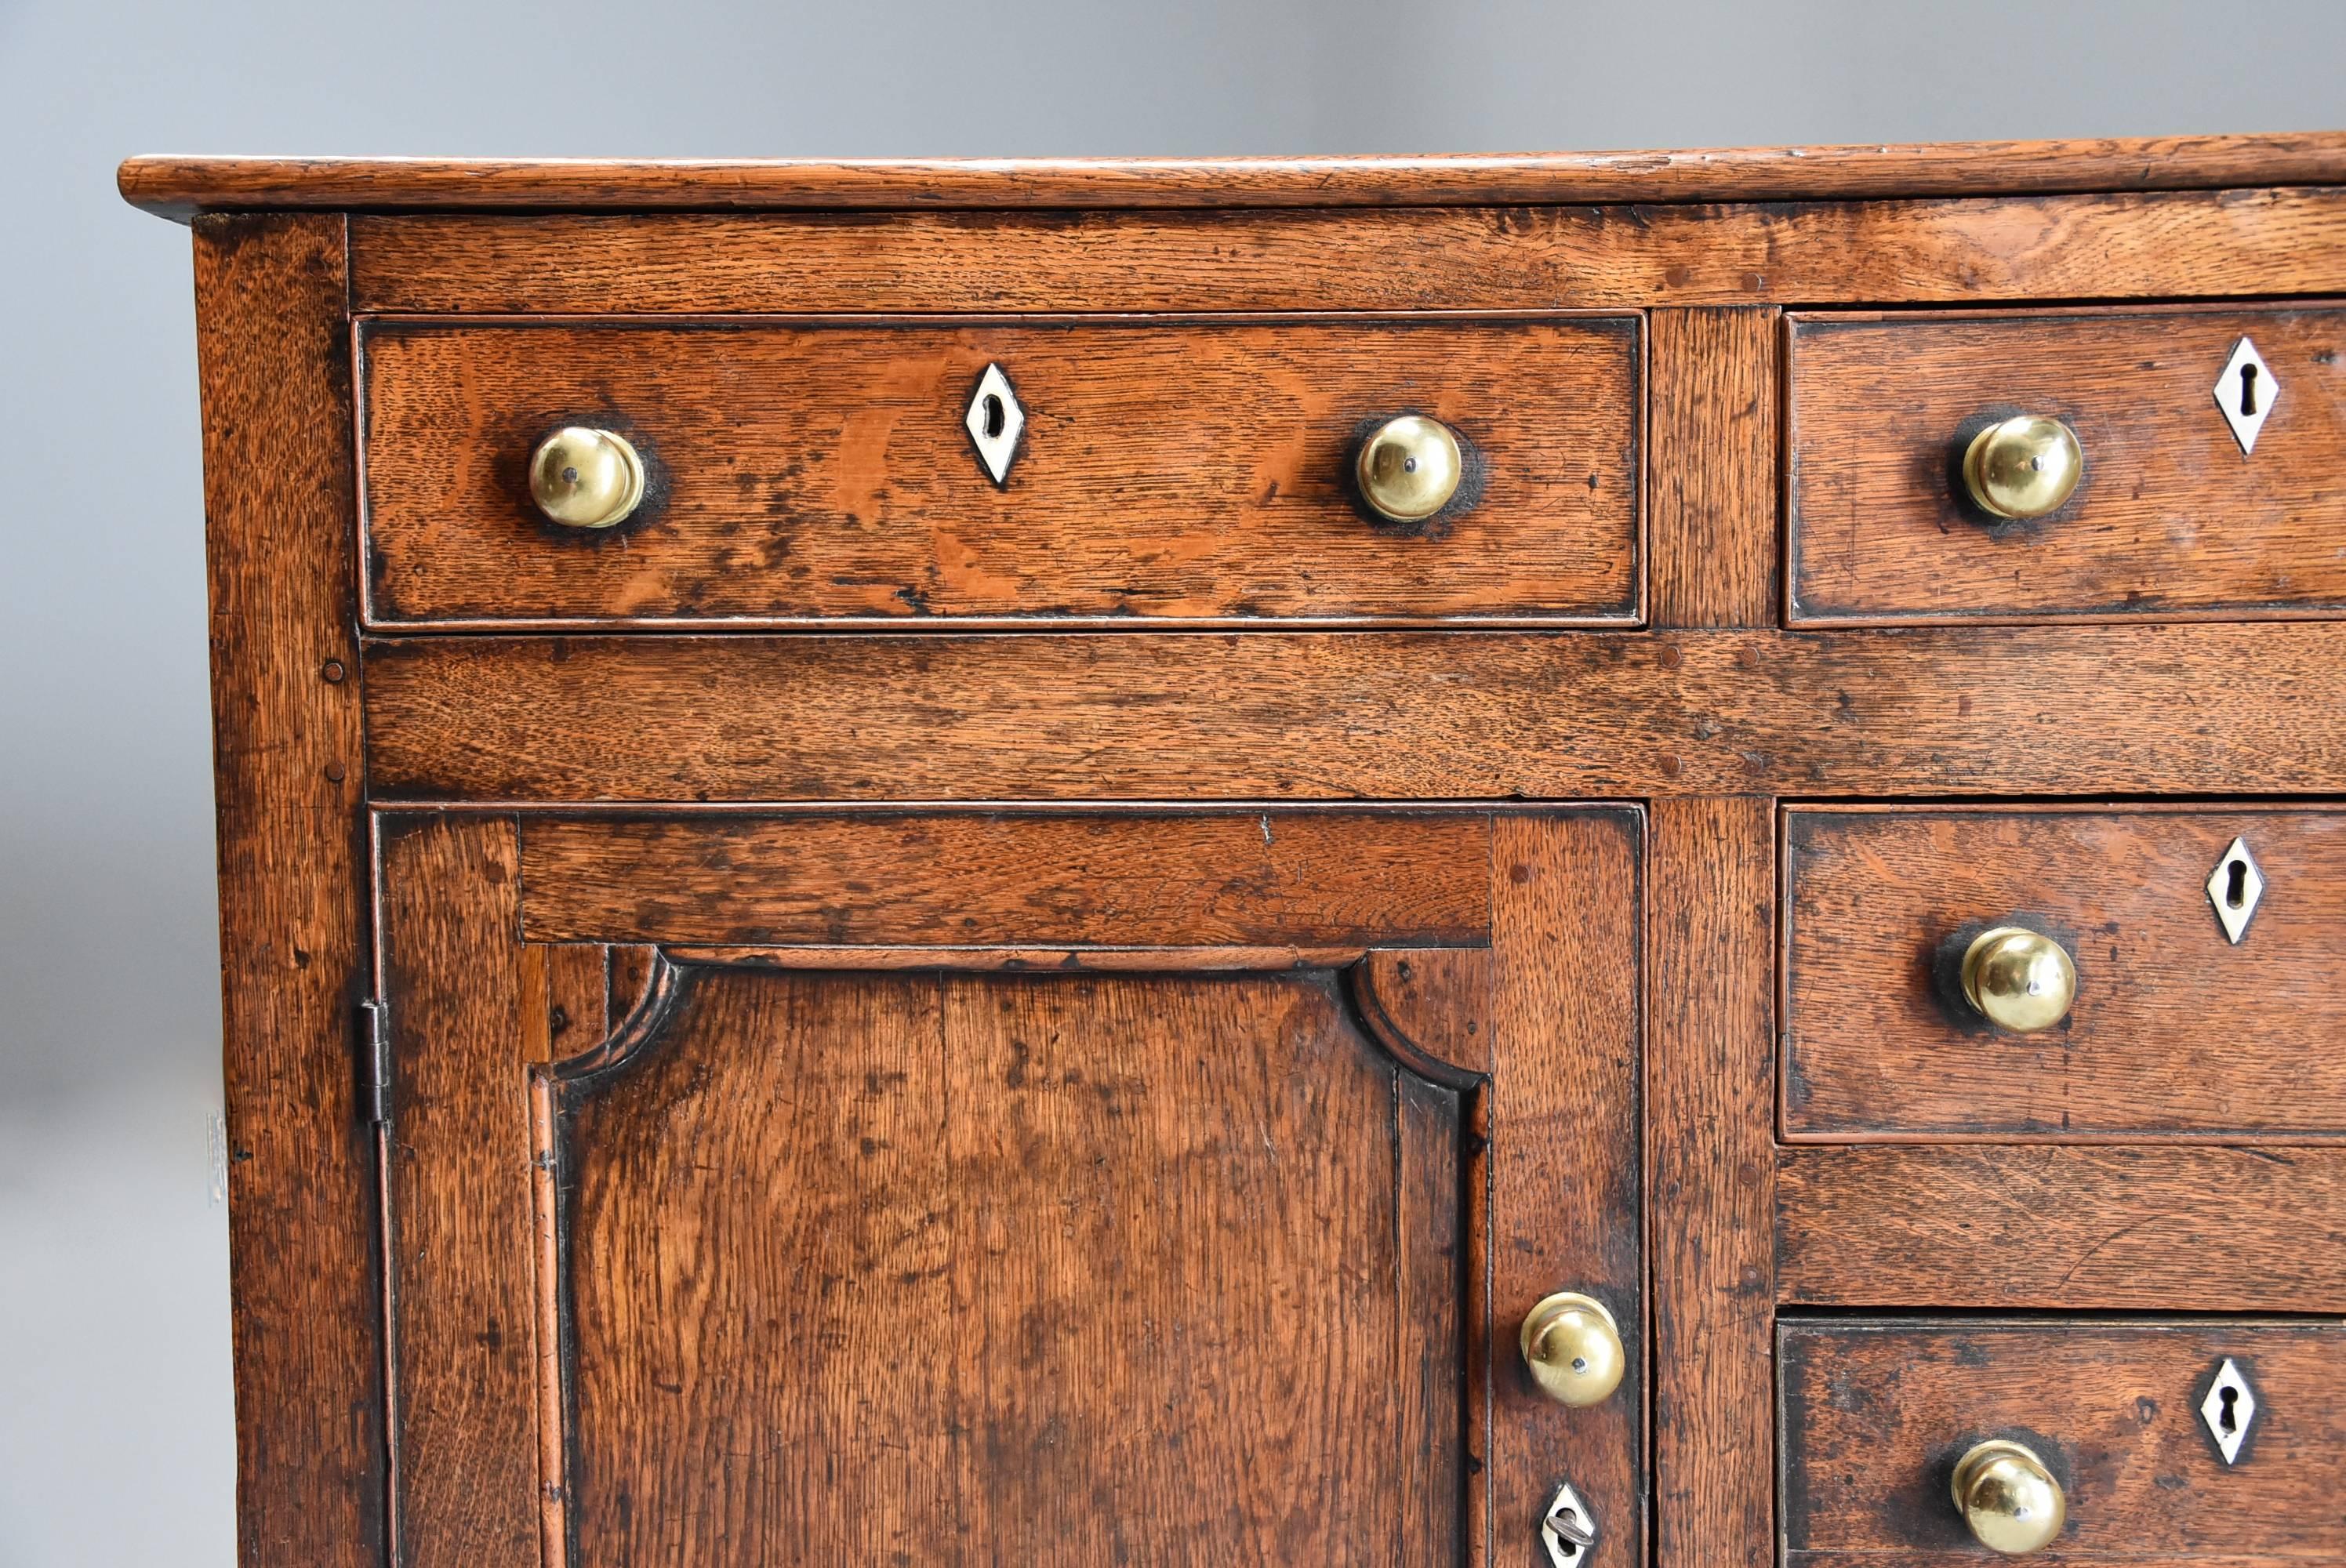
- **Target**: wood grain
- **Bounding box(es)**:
[1783,807,2346,1138]
[1484,814,1647,1564]
[191,212,384,1568]
[151,138,2346,1568]
[362,622,2346,803]
[1352,947,1497,1084]
[358,315,1640,627]
[555,966,1469,1565]
[1647,797,1775,1568]
[376,808,1655,1559]
[1789,305,2346,623]
[559,967,952,1563]
[522,944,607,1065]
[1777,1145,2346,1312]
[518,813,1491,946]
[344,189,2346,314]
[1779,1319,2346,1563]
[118,133,2346,218]
[668,943,1386,972]
[378,815,540,1568]
[1648,308,1780,628]
[605,946,656,1032]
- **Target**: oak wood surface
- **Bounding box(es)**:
[1778,1319,2346,1563]
[1647,798,1776,1568]
[1647,308,1780,629]
[1776,1145,2346,1312]
[358,315,1641,627]
[191,212,385,1568]
[379,815,543,1568]
[1783,807,2346,1138]
[1789,305,2346,623]
[118,133,2346,218]
[361,623,2346,803]
[147,139,2346,1567]
[523,942,608,1065]
[518,812,1492,947]
[1353,947,1497,1085]
[1486,815,1646,1561]
[375,808,1645,1563]
[605,946,657,1029]
[345,188,2346,314]
[559,964,1469,1564]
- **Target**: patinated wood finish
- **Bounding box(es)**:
[136,138,2346,1568]
[1783,807,2346,1138]
[192,214,385,1568]
[114,133,2346,217]
[358,314,1642,626]
[376,808,1643,1565]
[1777,1146,2346,1312]
[1789,306,2346,622]
[360,624,2346,801]
[343,191,2346,314]
[1779,1319,2346,1565]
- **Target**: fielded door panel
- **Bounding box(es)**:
[376,809,1643,1567]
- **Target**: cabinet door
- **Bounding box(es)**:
[378,809,1642,1566]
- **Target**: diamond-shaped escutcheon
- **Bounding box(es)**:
[1540,1483,1596,1567]
[2206,836,2265,945]
[2201,1358,2257,1465]
[2213,336,2279,454]
[964,362,1026,485]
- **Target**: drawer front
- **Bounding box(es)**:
[1780,1319,2345,1565]
[358,314,1641,626]
[1788,305,2346,623]
[1782,807,2346,1139]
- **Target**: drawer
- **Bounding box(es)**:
[1780,1318,2345,1565]
[358,314,1642,626]
[1781,807,2346,1139]
[1788,305,2346,623]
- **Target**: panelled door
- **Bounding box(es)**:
[376,808,1643,1566]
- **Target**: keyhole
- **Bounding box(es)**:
[1547,1513,1589,1561]
[2225,858,2250,909]
[2219,1385,2242,1435]
[2239,362,2261,417]
[981,394,1006,441]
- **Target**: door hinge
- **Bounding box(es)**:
[359,999,392,1126]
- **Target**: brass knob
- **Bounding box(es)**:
[528,426,645,529]
[1519,1292,1624,1407]
[1961,927,2077,1034]
[1963,415,2083,520]
[1952,1439,2065,1555]
[1356,415,1463,522]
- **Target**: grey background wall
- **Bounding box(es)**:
[1,0,2340,1559]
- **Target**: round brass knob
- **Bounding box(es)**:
[1356,415,1463,522]
[1519,1291,1624,1408]
[1963,415,2083,520]
[528,426,646,529]
[1952,1439,2065,1555]
[1961,927,2078,1034]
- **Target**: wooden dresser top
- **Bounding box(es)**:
[119,131,2346,220]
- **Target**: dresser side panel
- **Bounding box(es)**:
[193,212,385,1567]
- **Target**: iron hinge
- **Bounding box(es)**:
[360,999,392,1126]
